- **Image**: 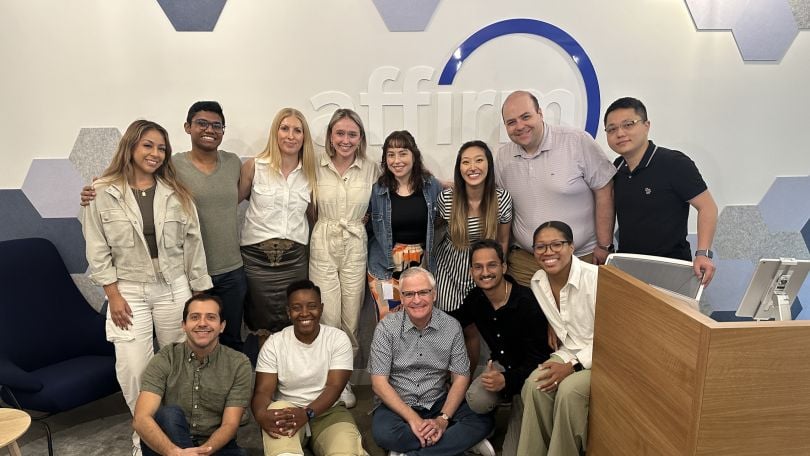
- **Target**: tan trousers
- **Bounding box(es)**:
[262,401,365,456]
[507,248,593,287]
[517,357,591,456]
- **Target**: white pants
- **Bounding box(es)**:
[105,275,190,446]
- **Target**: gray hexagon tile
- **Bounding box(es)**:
[22,159,84,219]
[157,0,227,32]
[685,0,749,29]
[788,0,810,28]
[713,205,810,262]
[371,0,441,31]
[72,272,106,312]
[732,0,798,61]
[802,218,810,251]
[69,127,121,184]
[758,175,810,232]
[0,189,87,273]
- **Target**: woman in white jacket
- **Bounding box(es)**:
[82,120,212,450]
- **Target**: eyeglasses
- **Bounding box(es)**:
[401,288,433,299]
[192,119,225,133]
[533,240,571,254]
[604,119,645,135]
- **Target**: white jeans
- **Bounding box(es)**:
[105,274,190,415]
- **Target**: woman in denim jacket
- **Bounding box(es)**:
[81,120,212,450]
[367,130,442,320]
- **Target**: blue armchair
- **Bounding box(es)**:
[0,237,119,455]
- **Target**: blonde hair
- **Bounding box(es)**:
[256,108,318,205]
[324,108,368,160]
[97,120,194,214]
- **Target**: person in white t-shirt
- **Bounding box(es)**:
[251,279,365,456]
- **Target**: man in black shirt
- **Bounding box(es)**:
[451,239,551,456]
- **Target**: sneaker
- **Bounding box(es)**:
[468,438,495,456]
[340,382,357,409]
[388,452,406,456]
[132,445,142,456]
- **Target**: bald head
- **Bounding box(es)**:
[502,90,544,153]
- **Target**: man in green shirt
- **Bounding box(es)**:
[133,295,252,455]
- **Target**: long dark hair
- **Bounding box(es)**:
[449,140,498,249]
[377,130,432,193]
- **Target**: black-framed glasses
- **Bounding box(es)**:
[533,240,571,254]
[192,119,225,133]
[401,288,433,299]
[605,119,645,135]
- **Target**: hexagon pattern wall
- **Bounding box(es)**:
[371,0,441,31]
[157,0,227,32]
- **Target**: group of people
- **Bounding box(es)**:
[78,90,717,456]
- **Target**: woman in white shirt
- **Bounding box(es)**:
[239,108,317,346]
[519,220,596,456]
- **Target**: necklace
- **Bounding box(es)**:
[132,183,155,197]
[493,279,511,308]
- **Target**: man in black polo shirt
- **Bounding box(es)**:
[451,239,551,456]
[605,97,718,285]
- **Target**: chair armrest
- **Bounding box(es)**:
[0,358,43,392]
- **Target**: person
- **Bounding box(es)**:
[251,280,365,456]
[497,90,616,285]
[133,295,252,456]
[367,130,443,320]
[604,97,718,285]
[368,267,495,456]
[518,221,596,455]
[83,101,246,352]
[239,108,317,344]
[309,108,379,406]
[451,239,551,456]
[81,119,213,454]
[434,140,512,313]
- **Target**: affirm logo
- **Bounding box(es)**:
[309,19,600,145]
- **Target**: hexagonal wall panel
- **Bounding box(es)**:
[713,205,810,262]
[732,0,798,61]
[69,127,121,184]
[0,189,87,273]
[758,175,810,232]
[371,0,441,31]
[685,0,750,29]
[22,159,84,219]
[788,0,810,28]
[72,271,106,312]
[157,0,227,32]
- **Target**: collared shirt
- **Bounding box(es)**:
[451,275,551,397]
[140,343,253,438]
[368,308,469,410]
[530,256,597,368]
[613,141,707,261]
[241,158,312,246]
[495,122,615,256]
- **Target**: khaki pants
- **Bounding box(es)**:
[508,248,594,287]
[517,356,591,456]
[262,401,365,456]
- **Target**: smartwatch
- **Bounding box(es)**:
[305,407,316,421]
[571,359,584,372]
[694,249,714,259]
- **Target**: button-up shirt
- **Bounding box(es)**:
[530,256,597,368]
[368,308,469,410]
[140,343,253,438]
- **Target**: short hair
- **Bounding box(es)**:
[286,279,321,303]
[603,97,648,125]
[324,108,368,160]
[533,220,575,244]
[502,90,541,118]
[469,239,505,266]
[399,266,437,289]
[186,101,225,125]
[183,294,224,321]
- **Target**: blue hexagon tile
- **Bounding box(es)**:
[713,205,810,263]
[0,189,87,273]
[22,159,84,219]
[371,0,441,32]
[157,0,227,32]
[759,176,810,232]
[701,258,756,311]
[788,0,810,28]
[732,0,798,61]
[69,128,121,184]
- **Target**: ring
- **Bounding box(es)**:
[553,381,558,386]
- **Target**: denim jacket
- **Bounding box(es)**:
[367,176,442,279]
[81,178,213,291]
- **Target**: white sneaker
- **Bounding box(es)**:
[340,382,357,408]
[131,445,142,456]
[388,452,406,456]
[468,438,495,456]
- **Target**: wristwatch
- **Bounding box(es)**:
[305,407,316,421]
[694,249,714,259]
[597,243,615,253]
[571,359,584,372]
[437,412,451,422]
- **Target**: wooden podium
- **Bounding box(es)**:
[588,266,810,455]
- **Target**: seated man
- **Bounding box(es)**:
[451,239,551,456]
[251,279,365,456]
[368,266,495,456]
[519,221,596,455]
[133,294,252,456]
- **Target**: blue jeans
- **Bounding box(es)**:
[210,267,247,352]
[141,405,246,456]
[372,395,494,456]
